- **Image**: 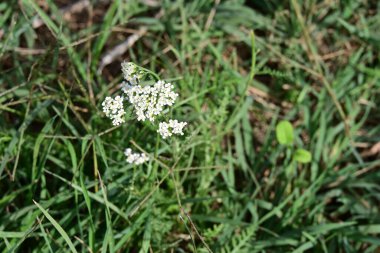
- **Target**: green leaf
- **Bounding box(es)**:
[359,224,380,234]
[0,231,26,238]
[33,200,78,253]
[276,120,294,145]
[294,149,312,163]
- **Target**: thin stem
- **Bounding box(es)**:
[92,141,99,193]
[139,66,160,81]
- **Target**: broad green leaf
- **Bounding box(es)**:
[276,120,294,145]
[294,149,312,163]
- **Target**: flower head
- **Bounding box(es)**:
[123,80,178,122]
[102,96,126,126]
[158,119,187,139]
[124,148,149,165]
[121,61,142,85]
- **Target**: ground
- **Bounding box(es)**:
[1,0,380,252]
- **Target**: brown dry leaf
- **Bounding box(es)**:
[361,142,380,157]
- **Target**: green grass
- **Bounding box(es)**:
[1,0,380,252]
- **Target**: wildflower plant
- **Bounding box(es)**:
[102,61,187,164]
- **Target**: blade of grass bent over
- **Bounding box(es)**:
[33,200,78,253]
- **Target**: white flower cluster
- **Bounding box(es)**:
[123,80,178,122]
[124,148,149,165]
[158,120,187,139]
[121,61,141,85]
[101,96,125,126]
[102,62,188,165]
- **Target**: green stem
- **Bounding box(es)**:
[153,133,160,179]
[139,66,160,81]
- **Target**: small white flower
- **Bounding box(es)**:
[124,148,149,165]
[102,96,126,126]
[121,61,141,84]
[123,80,178,122]
[121,81,132,93]
[158,119,187,139]
[158,122,171,139]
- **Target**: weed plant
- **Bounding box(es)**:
[1,0,380,252]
